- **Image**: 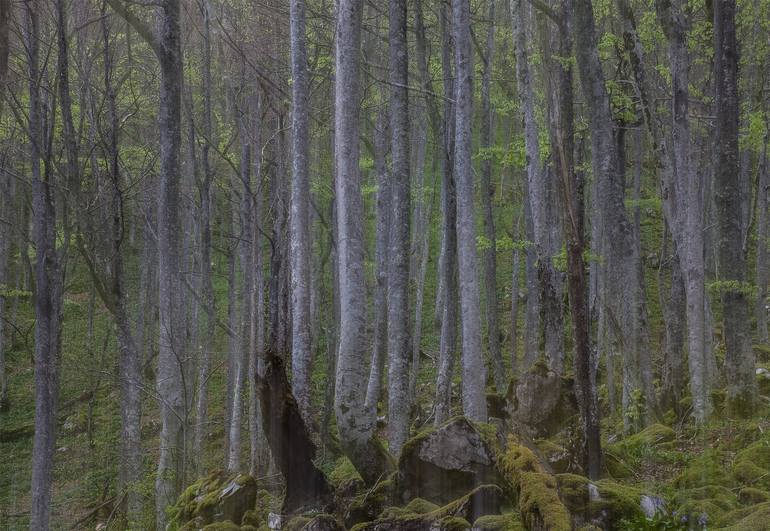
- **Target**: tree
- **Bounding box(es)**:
[289,0,313,423]
[27,2,65,527]
[713,0,756,414]
[154,0,185,523]
[333,0,393,485]
[452,0,488,422]
[386,0,411,456]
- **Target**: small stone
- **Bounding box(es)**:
[268,512,286,530]
[640,495,666,518]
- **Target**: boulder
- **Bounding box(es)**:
[511,361,577,439]
[301,514,345,531]
[170,472,257,528]
[396,417,503,505]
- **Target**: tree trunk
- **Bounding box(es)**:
[28,3,64,528]
[573,0,651,425]
[481,0,505,391]
[334,0,393,485]
[757,138,769,343]
[365,109,390,414]
[194,0,217,476]
[155,1,186,523]
[713,0,756,414]
[289,0,313,424]
[434,0,458,427]
[452,0,488,422]
[656,0,711,422]
[386,0,412,456]
[513,0,564,373]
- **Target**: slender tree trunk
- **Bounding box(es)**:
[480,0,505,391]
[289,0,313,423]
[386,0,411,456]
[155,1,186,523]
[713,0,756,414]
[365,109,390,413]
[757,139,769,343]
[514,0,564,372]
[573,0,650,425]
[452,0,488,422]
[194,0,216,475]
[28,3,64,527]
[656,0,711,422]
[334,0,393,485]
[434,1,458,427]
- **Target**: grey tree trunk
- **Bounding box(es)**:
[713,0,756,414]
[365,109,390,413]
[656,0,711,422]
[98,8,144,521]
[573,0,652,425]
[479,0,505,392]
[434,0,458,427]
[28,3,64,528]
[757,139,769,343]
[0,0,8,412]
[452,0,488,422]
[386,0,412,456]
[334,0,393,485]
[289,0,313,423]
[155,0,186,523]
[513,0,564,373]
[194,0,217,475]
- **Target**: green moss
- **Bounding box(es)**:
[675,450,732,489]
[499,438,571,531]
[471,513,524,531]
[284,515,311,531]
[732,439,770,489]
[404,498,440,514]
[716,502,770,529]
[329,456,363,487]
[201,522,240,531]
[738,487,770,504]
[437,516,471,530]
[592,480,644,522]
[677,499,725,526]
[673,485,738,511]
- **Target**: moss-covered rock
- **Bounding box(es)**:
[470,513,524,531]
[675,450,732,489]
[241,489,278,528]
[732,439,770,489]
[738,487,770,504]
[343,477,394,528]
[169,471,258,528]
[499,437,571,530]
[715,502,770,529]
[555,473,646,527]
[404,498,440,514]
[396,417,502,505]
[201,521,241,531]
[300,514,345,531]
[284,515,311,530]
[511,361,578,439]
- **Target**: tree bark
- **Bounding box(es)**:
[386,0,412,456]
[452,0,488,422]
[155,1,186,523]
[434,0,458,427]
[481,0,505,391]
[656,0,712,422]
[289,0,314,424]
[334,0,394,485]
[28,3,65,528]
[713,0,756,414]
